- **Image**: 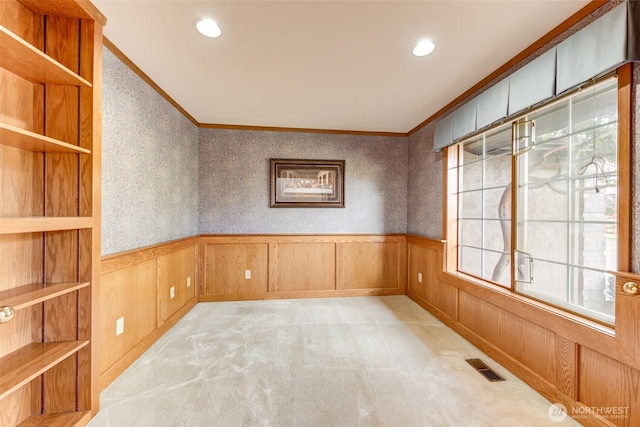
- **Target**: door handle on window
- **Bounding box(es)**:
[623,282,639,295]
[514,249,533,283]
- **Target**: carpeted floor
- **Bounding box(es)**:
[88,296,580,426]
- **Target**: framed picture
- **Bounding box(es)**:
[270,159,345,208]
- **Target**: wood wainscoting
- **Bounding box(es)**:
[99,238,198,390]
[199,234,407,301]
[407,235,640,427]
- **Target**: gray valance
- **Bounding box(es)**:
[452,99,477,141]
[433,0,636,151]
[556,1,628,93]
[434,113,453,151]
[508,48,556,115]
[476,79,509,130]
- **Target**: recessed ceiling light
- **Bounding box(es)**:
[413,40,435,57]
[195,19,221,38]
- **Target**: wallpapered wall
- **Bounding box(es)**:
[407,124,442,239]
[199,129,408,234]
[101,47,199,255]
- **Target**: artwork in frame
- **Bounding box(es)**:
[270,159,345,208]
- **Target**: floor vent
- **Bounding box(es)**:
[465,358,506,382]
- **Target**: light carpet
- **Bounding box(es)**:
[88,296,580,427]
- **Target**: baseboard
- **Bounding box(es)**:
[199,288,404,302]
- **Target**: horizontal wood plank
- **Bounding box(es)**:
[0,26,91,87]
[199,288,404,302]
[17,411,91,427]
[101,236,199,275]
[18,0,107,25]
[0,217,93,234]
[0,341,88,400]
[199,234,406,244]
[0,282,89,311]
[0,123,91,154]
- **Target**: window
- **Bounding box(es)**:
[451,77,619,325]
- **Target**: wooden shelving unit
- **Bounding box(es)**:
[0,282,90,311]
[0,123,92,154]
[0,0,104,425]
[0,25,92,87]
[0,216,94,234]
[0,217,94,234]
[0,341,90,400]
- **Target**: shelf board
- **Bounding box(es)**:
[18,0,107,26]
[17,411,91,427]
[0,123,91,154]
[0,217,93,234]
[0,282,90,311]
[0,25,91,87]
[0,341,89,400]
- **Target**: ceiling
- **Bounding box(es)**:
[94,0,591,134]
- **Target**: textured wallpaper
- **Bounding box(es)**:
[407,124,442,239]
[101,47,199,256]
[632,62,640,273]
[199,129,407,234]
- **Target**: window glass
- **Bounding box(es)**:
[515,78,617,324]
[458,123,512,288]
[453,77,618,324]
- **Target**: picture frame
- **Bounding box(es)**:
[270,158,345,208]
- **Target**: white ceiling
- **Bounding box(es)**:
[94,0,591,134]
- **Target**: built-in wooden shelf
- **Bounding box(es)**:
[0,341,89,400]
[0,25,91,87]
[18,0,107,26]
[0,282,90,311]
[0,217,93,234]
[17,411,92,427]
[0,123,91,154]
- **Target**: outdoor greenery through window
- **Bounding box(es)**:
[454,77,618,324]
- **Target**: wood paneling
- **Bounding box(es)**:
[200,235,406,300]
[407,235,640,427]
[579,347,640,427]
[202,243,268,295]
[458,292,556,384]
[556,336,577,399]
[99,238,198,390]
[99,259,156,374]
[408,243,430,300]
[612,271,640,368]
[273,242,335,292]
[158,245,197,325]
[406,238,456,319]
[101,237,198,275]
[336,241,404,290]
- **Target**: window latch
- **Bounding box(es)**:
[514,249,535,284]
[512,120,535,156]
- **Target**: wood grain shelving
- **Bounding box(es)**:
[0,216,93,234]
[0,25,91,87]
[0,123,91,154]
[0,282,90,311]
[0,0,103,423]
[0,341,89,400]
[17,411,92,427]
